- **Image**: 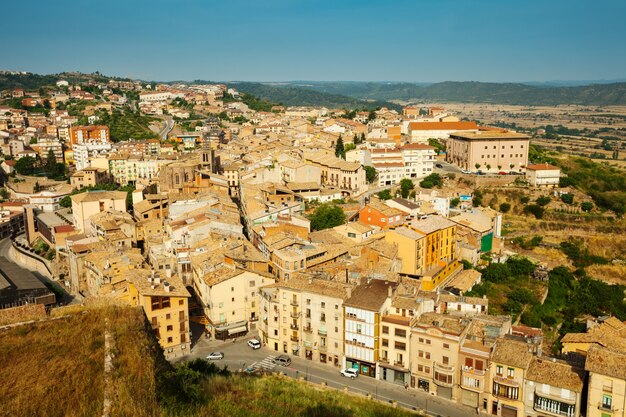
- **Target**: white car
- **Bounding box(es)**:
[247,339,261,349]
[340,368,359,379]
[206,351,224,360]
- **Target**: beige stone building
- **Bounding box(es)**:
[446,131,530,173]
[258,275,350,367]
[69,167,110,189]
[524,357,584,417]
[585,346,626,417]
[71,190,127,233]
[525,164,561,188]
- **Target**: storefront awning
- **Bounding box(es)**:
[227,326,247,335]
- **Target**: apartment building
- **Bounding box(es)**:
[71,190,127,233]
[401,143,436,178]
[124,269,191,359]
[411,313,471,400]
[585,345,626,417]
[304,151,367,196]
[525,164,561,188]
[72,141,112,170]
[524,357,584,417]
[408,215,460,291]
[70,167,110,189]
[488,338,534,417]
[344,279,398,378]
[384,227,426,276]
[446,131,530,173]
[69,125,110,146]
[359,200,406,229]
[258,275,349,367]
[109,154,173,186]
[191,252,274,339]
[458,315,511,410]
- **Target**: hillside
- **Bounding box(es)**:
[0,305,416,417]
[285,81,626,106]
[0,71,131,90]
[227,82,402,111]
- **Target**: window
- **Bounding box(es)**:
[394,341,406,351]
[507,367,515,378]
[167,337,173,343]
[166,325,173,331]
[321,302,325,309]
[442,356,449,365]
[179,299,184,306]
[249,280,255,287]
[166,313,171,320]
[443,343,449,349]
[496,365,503,376]
[602,394,612,410]
[395,328,406,338]
[356,324,362,334]
[382,326,389,334]
[382,338,389,347]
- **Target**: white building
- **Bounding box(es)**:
[525,164,560,188]
[73,142,112,171]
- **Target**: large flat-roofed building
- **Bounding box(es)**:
[0,257,56,309]
[446,131,530,173]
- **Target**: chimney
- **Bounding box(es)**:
[388,285,393,298]
[345,268,349,283]
[163,281,170,293]
[346,286,352,299]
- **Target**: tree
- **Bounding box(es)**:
[524,204,545,219]
[561,193,574,205]
[44,149,57,174]
[364,166,377,184]
[368,110,376,121]
[60,195,72,208]
[450,198,461,208]
[475,163,481,171]
[486,164,492,171]
[400,178,414,198]
[353,133,359,144]
[499,202,511,213]
[34,182,41,192]
[14,156,37,175]
[377,189,392,200]
[580,201,593,212]
[334,135,345,159]
[419,173,443,189]
[536,196,551,206]
[309,203,345,231]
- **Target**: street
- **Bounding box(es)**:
[178,335,480,417]
[159,115,174,140]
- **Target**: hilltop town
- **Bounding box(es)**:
[0,75,625,417]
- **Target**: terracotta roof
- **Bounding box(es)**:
[491,338,533,369]
[526,357,584,392]
[585,345,626,380]
[409,121,478,131]
[345,279,397,311]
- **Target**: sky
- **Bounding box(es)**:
[2,0,626,83]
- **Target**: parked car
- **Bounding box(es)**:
[498,171,508,175]
[435,163,443,168]
[206,351,224,360]
[340,368,359,379]
[247,339,261,349]
[461,169,471,174]
[274,355,291,366]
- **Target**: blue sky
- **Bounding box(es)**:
[2,0,625,82]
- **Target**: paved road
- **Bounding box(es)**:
[179,335,480,417]
[159,116,174,140]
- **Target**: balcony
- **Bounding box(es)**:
[394,360,406,368]
[462,366,486,376]
[303,326,312,333]
[290,300,299,307]
[434,361,455,373]
[290,323,299,330]
[318,329,327,336]
[493,375,520,387]
[318,344,327,352]
[599,403,615,412]
[290,336,299,342]
[290,311,301,318]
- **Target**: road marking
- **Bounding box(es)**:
[254,355,277,371]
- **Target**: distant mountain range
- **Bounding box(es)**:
[276,81,626,106]
[2,71,626,108]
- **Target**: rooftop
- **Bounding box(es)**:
[585,345,626,380]
[526,357,584,392]
[491,338,534,369]
[344,279,397,311]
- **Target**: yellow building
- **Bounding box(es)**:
[386,215,460,291]
[124,269,191,359]
[488,338,533,417]
[585,345,626,417]
[561,317,626,360]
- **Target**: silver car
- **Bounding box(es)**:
[206,351,224,360]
